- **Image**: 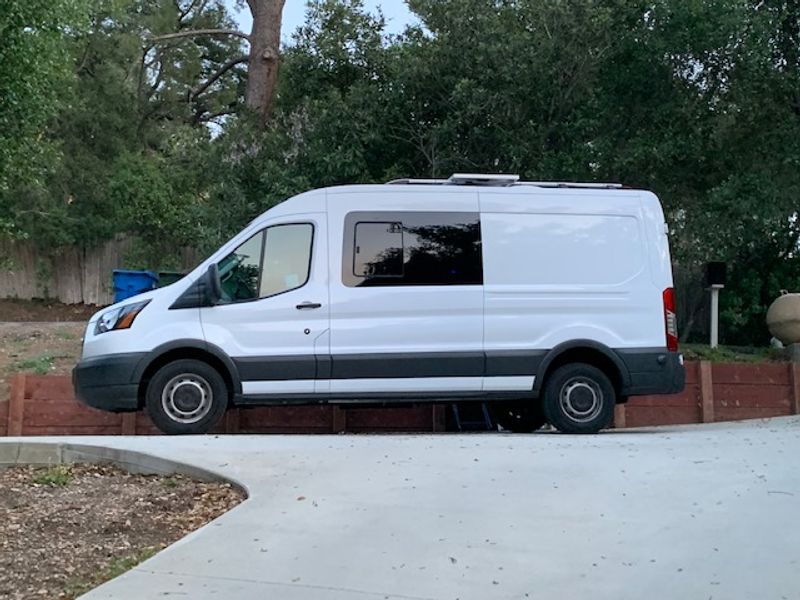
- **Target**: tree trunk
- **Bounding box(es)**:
[246,0,286,125]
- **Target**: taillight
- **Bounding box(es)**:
[663,287,678,352]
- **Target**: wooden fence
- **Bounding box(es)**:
[0,238,199,306]
[1,360,799,436]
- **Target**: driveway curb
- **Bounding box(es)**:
[0,441,248,496]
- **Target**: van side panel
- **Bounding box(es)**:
[640,191,675,291]
[480,190,665,354]
[324,189,487,392]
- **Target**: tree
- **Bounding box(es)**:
[245,0,287,123]
[0,0,87,197]
[148,0,286,125]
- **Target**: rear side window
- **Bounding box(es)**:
[343,211,482,287]
[353,222,404,277]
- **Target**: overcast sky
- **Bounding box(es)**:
[225,1,417,41]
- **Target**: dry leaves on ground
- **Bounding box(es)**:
[0,463,244,600]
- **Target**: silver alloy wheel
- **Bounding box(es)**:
[161,373,213,424]
[559,377,603,423]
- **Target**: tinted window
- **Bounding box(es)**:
[219,223,313,302]
[354,222,403,277]
[343,211,482,287]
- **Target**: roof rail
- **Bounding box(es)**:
[386,173,622,189]
[386,178,450,185]
[516,181,623,189]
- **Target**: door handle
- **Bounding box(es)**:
[296,302,322,310]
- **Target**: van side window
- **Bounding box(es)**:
[343,211,482,287]
[354,222,404,277]
[260,224,313,297]
[219,231,264,301]
[219,223,313,302]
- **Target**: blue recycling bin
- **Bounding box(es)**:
[112,269,159,303]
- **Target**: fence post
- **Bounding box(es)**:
[790,363,800,416]
[432,405,446,432]
[121,412,137,435]
[332,406,347,433]
[699,361,715,423]
[225,408,241,434]
[8,373,26,436]
[614,404,627,429]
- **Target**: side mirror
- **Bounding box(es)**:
[169,263,223,310]
[205,263,223,305]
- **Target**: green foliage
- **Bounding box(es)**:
[32,464,73,487]
[0,0,88,194]
[14,353,55,375]
[64,546,158,598]
[681,343,785,364]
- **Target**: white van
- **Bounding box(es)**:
[73,174,684,435]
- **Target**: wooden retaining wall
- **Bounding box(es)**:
[614,360,800,428]
[0,374,446,436]
[2,360,799,436]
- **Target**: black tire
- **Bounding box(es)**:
[542,363,615,434]
[145,359,228,435]
[491,400,547,433]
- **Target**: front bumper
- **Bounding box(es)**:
[72,353,146,412]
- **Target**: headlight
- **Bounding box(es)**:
[95,300,150,334]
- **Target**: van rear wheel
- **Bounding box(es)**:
[542,363,615,434]
[145,359,228,435]
[491,400,547,433]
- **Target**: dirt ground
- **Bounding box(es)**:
[0,299,99,322]
[0,463,244,599]
[0,299,94,400]
[0,322,86,402]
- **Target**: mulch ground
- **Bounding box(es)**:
[0,463,244,599]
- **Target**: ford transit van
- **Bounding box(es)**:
[73,174,685,434]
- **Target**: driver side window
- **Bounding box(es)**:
[218,223,313,302]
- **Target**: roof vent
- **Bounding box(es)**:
[447,173,520,186]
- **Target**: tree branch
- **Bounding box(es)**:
[190,55,248,100]
[204,108,237,121]
[151,28,250,43]
[178,0,202,22]
[194,107,238,126]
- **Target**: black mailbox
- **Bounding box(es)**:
[705,262,727,286]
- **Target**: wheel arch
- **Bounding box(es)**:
[133,340,241,408]
[533,340,630,400]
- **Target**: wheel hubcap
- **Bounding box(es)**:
[161,374,213,424]
[559,377,603,423]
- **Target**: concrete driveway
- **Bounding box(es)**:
[7,417,800,600]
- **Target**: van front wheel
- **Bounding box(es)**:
[542,363,615,434]
[145,359,228,435]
